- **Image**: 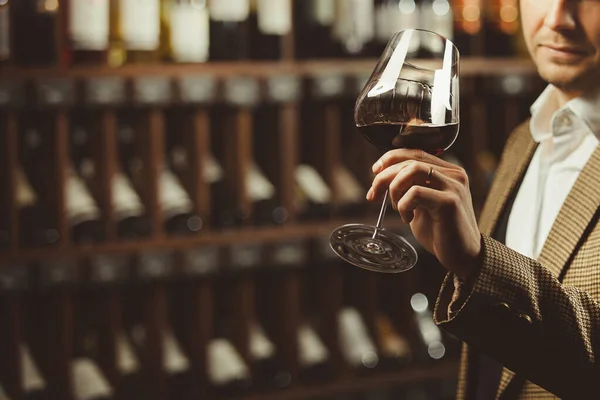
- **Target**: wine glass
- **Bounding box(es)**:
[330,29,460,273]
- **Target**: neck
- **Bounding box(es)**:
[555,89,582,108]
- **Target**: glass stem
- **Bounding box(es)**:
[372,190,390,239]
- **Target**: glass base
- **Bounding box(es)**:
[329,224,418,273]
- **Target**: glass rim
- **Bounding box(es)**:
[390,28,460,69]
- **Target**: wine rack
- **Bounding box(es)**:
[0,58,541,258]
[0,0,547,398]
[0,57,544,400]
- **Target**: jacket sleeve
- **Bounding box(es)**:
[434,234,600,399]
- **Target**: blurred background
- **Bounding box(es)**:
[0,1,544,399]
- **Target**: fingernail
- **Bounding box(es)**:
[372,160,383,173]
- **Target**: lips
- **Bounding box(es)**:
[539,43,589,61]
[544,45,587,53]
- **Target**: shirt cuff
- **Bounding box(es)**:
[448,273,477,319]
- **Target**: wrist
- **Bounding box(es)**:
[455,234,484,281]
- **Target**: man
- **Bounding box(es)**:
[367,0,600,398]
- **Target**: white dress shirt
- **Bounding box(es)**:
[505,85,600,259]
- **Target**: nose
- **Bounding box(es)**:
[544,0,576,31]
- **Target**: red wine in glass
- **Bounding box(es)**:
[359,122,459,155]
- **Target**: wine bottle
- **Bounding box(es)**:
[338,308,379,371]
[410,293,446,361]
[21,344,48,400]
[294,164,332,221]
[208,0,250,60]
[332,0,376,58]
[70,123,151,240]
[17,171,58,248]
[111,172,151,239]
[374,314,412,369]
[164,0,210,63]
[209,155,246,230]
[297,322,332,383]
[249,322,291,389]
[118,121,202,236]
[16,167,37,233]
[65,165,105,244]
[71,358,114,400]
[333,165,366,217]
[294,0,336,59]
[250,0,292,60]
[207,338,252,397]
[13,0,60,66]
[114,331,143,400]
[19,126,60,247]
[484,0,519,56]
[159,166,203,235]
[169,143,223,231]
[0,0,9,65]
[65,0,110,64]
[202,153,225,188]
[0,167,37,249]
[162,326,200,400]
[452,0,483,56]
[111,171,152,239]
[132,160,202,235]
[110,0,161,65]
[245,162,282,226]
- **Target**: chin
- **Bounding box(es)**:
[537,63,597,93]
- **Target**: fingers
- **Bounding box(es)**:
[397,185,457,224]
[367,163,407,201]
[372,148,461,174]
[387,163,453,208]
[367,155,470,228]
[368,159,455,203]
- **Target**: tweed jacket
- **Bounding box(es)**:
[434,120,600,399]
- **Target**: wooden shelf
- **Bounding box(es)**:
[0,217,413,264]
[236,360,458,400]
[0,57,536,79]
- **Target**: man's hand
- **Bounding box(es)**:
[367,149,482,279]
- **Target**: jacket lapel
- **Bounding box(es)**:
[458,122,536,400]
[478,121,537,236]
[481,122,535,399]
[537,144,600,279]
[497,369,517,400]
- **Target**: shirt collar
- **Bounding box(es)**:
[530,85,600,143]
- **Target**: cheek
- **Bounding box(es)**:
[519,1,540,53]
[579,14,600,58]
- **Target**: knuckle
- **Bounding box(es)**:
[414,149,428,161]
[443,194,460,210]
[406,160,421,174]
[460,171,471,190]
[452,167,469,187]
[410,185,424,198]
[457,172,469,186]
